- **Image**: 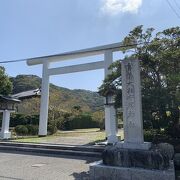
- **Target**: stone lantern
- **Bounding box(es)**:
[0,95,20,139]
[104,91,118,144]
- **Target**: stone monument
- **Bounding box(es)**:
[89,59,175,180]
[118,58,151,150]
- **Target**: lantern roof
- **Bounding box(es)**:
[0,95,21,103]
[11,88,41,100]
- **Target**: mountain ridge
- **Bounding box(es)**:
[10,75,104,113]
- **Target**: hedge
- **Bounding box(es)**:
[56,113,99,130]
[10,113,39,127]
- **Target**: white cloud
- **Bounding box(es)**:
[101,0,142,15]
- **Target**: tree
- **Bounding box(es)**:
[92,110,105,130]
[71,105,82,116]
[99,26,180,130]
[10,75,41,94]
[0,66,12,95]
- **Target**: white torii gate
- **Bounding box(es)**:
[27,42,123,144]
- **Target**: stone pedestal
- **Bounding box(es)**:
[102,145,171,170]
[90,143,175,180]
[117,141,151,150]
[0,132,11,139]
[90,160,175,180]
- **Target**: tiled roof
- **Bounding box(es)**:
[11,88,41,99]
[0,95,21,103]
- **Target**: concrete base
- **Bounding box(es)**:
[107,135,119,144]
[0,132,11,139]
[116,141,151,150]
[90,161,175,180]
[96,135,121,146]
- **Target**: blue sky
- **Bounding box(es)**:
[0,0,179,91]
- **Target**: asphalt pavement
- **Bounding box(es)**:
[0,152,98,180]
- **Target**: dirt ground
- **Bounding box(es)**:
[13,128,124,145]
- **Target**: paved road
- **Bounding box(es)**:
[0,152,98,180]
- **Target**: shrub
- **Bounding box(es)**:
[47,124,57,135]
[10,114,28,127]
[28,115,39,125]
[56,117,70,130]
[26,125,38,135]
[166,124,180,138]
[99,119,105,130]
[144,130,154,142]
[15,125,28,135]
[92,111,105,130]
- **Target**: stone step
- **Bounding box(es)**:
[0,144,102,158]
[0,141,104,153]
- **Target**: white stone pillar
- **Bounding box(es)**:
[104,96,118,143]
[39,61,50,136]
[118,59,151,150]
[0,110,12,139]
[104,50,118,144]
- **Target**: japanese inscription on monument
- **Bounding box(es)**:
[121,59,144,144]
[125,62,135,128]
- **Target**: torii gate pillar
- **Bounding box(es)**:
[104,50,118,144]
[39,61,50,136]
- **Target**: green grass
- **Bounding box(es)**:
[12,135,59,143]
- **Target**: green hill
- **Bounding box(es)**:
[10,75,104,114]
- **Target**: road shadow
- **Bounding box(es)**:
[71,171,90,180]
